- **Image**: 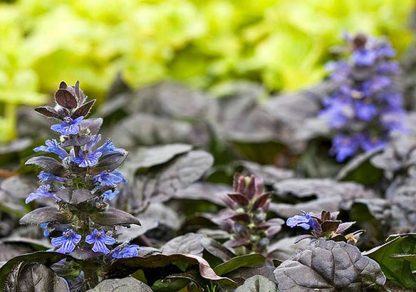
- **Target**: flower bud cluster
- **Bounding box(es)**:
[22,81,140,258]
[223,174,283,255]
[320,34,406,162]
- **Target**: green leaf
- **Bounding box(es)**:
[364,234,416,288]
[336,149,384,185]
[213,254,265,276]
[235,275,277,292]
[88,277,152,292]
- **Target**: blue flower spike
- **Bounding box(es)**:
[320,34,406,162]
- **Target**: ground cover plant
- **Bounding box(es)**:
[1,23,416,292]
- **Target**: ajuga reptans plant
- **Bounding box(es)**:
[21,81,140,286]
[223,174,284,255]
[320,34,406,162]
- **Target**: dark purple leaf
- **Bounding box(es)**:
[229,213,250,223]
[71,99,96,119]
[91,207,140,226]
[5,263,69,291]
[227,193,249,206]
[252,193,271,210]
[34,106,62,120]
[55,86,78,109]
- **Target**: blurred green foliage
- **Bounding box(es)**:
[0,0,413,142]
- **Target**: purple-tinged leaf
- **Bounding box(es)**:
[71,99,96,119]
[55,86,78,109]
[92,151,128,174]
[336,222,355,234]
[91,207,140,226]
[25,156,65,175]
[34,106,62,120]
[321,220,342,233]
[252,193,271,210]
[274,239,386,291]
[5,263,69,291]
[80,118,103,135]
[229,213,250,223]
[227,193,249,206]
[19,207,68,225]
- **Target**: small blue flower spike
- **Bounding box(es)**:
[85,229,116,254]
[51,229,81,254]
[319,34,406,162]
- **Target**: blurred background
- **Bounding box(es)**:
[0,0,413,141]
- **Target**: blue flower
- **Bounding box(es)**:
[319,100,353,128]
[51,116,84,135]
[38,171,66,183]
[102,189,119,201]
[96,140,125,156]
[94,171,127,188]
[352,49,376,66]
[72,150,102,168]
[85,229,116,254]
[360,135,386,152]
[39,222,50,238]
[112,244,139,259]
[330,134,361,162]
[51,229,81,254]
[25,185,57,203]
[34,139,68,159]
[286,213,319,231]
[354,102,377,121]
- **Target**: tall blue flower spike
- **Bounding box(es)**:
[21,81,140,260]
[320,34,406,162]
